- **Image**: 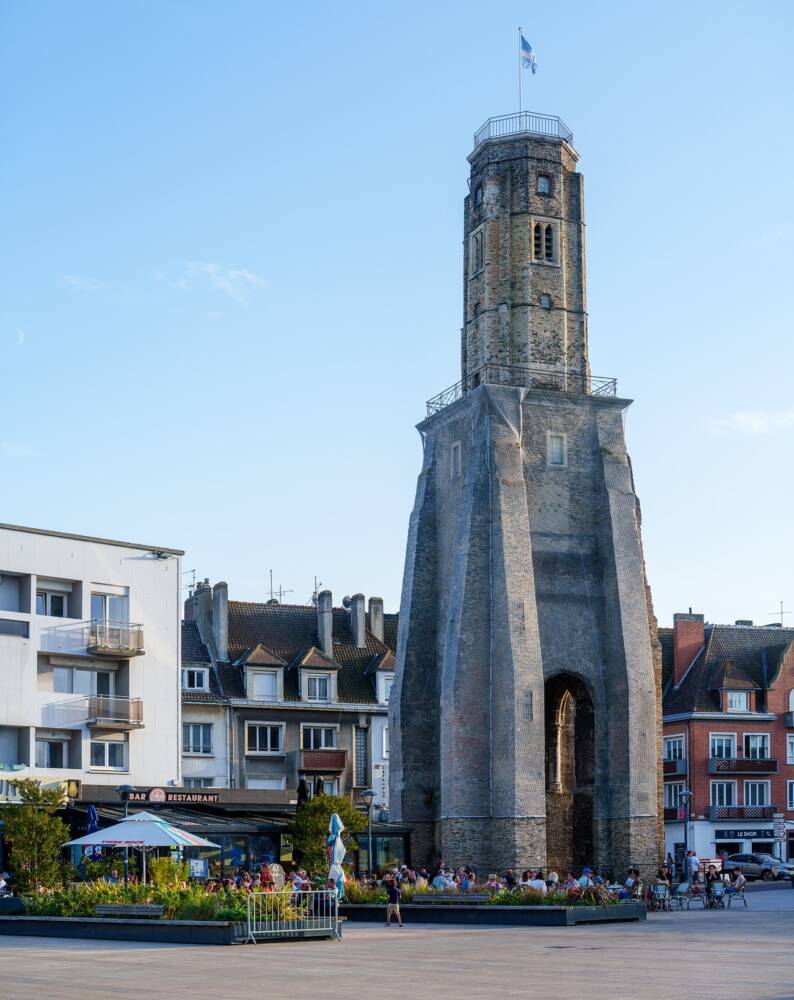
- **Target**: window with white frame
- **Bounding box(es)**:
[309,778,338,797]
[90,592,128,623]
[664,781,684,809]
[54,666,113,697]
[250,670,278,700]
[470,229,484,274]
[383,726,390,757]
[90,739,126,770]
[302,726,338,750]
[35,738,67,768]
[184,777,214,788]
[182,723,213,755]
[36,590,67,617]
[727,691,749,712]
[182,668,208,691]
[787,734,794,765]
[744,734,770,759]
[788,780,794,810]
[450,441,462,480]
[307,674,330,703]
[744,780,769,807]
[710,734,736,759]
[710,781,736,807]
[546,432,567,468]
[378,673,394,705]
[246,723,283,754]
[663,735,685,761]
[247,777,286,790]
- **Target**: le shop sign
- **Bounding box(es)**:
[127,787,220,805]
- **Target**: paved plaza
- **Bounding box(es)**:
[1,886,792,1000]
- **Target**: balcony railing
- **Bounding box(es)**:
[663,758,687,777]
[41,619,144,657]
[663,807,685,822]
[708,757,778,774]
[426,363,618,418]
[473,112,574,149]
[43,695,144,730]
[299,749,347,772]
[707,805,776,821]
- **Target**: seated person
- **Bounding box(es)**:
[484,874,503,892]
[529,870,548,895]
[726,867,746,893]
[517,869,533,889]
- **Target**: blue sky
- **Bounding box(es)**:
[2,1,792,626]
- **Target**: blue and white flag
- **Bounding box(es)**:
[521,35,537,74]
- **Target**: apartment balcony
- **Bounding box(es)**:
[663,807,685,822]
[708,757,778,775]
[706,805,777,821]
[43,696,144,731]
[784,712,794,727]
[40,620,144,657]
[663,758,687,777]
[299,749,347,772]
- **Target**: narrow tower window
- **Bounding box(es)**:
[471,230,484,274]
[533,223,543,260]
[537,174,551,195]
[474,185,483,207]
[450,441,462,480]
[544,224,554,261]
[540,294,552,310]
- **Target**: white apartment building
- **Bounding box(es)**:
[0,523,183,799]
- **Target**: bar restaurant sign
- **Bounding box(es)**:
[127,787,220,805]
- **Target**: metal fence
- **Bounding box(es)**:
[473,112,574,148]
[246,889,340,944]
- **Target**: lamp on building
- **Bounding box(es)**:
[115,784,137,885]
[360,788,376,878]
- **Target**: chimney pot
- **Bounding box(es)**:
[317,589,333,658]
[351,593,366,648]
[672,611,704,686]
[368,596,385,643]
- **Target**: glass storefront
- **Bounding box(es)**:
[355,833,409,876]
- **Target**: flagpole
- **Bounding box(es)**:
[518,26,522,113]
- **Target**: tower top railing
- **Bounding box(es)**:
[473,112,573,150]
[425,363,617,418]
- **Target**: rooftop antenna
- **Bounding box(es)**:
[309,576,323,606]
[767,601,790,626]
[268,570,293,604]
[181,568,196,593]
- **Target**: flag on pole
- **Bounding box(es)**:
[520,35,537,74]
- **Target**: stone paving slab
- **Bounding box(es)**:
[0,893,792,1000]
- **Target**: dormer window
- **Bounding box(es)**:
[726,690,749,712]
[377,672,394,705]
[249,670,278,700]
[182,668,208,691]
[307,673,331,703]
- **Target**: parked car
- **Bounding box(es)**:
[722,853,794,881]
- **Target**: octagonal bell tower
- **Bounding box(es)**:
[390,112,662,878]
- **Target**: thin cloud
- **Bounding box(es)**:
[184,261,265,303]
[58,274,104,291]
[708,410,794,435]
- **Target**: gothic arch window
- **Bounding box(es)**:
[544,224,554,261]
[470,229,484,275]
[531,218,560,265]
[533,223,543,259]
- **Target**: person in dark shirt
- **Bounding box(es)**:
[386,881,403,927]
[504,869,517,889]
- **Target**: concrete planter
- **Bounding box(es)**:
[340,902,645,926]
[0,915,246,945]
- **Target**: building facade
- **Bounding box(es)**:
[183,581,395,821]
[391,112,662,877]
[0,522,182,799]
[662,613,794,863]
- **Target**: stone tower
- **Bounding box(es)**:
[390,112,661,877]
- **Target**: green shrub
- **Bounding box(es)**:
[148,857,189,887]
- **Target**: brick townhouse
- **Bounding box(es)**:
[661,612,794,864]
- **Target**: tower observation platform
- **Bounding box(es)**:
[473,111,574,150]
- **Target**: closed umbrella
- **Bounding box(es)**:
[327,812,346,899]
[314,776,324,797]
[65,811,219,884]
[85,805,101,861]
[297,778,310,806]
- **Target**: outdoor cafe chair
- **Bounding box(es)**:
[708,881,726,909]
[672,882,691,910]
[650,883,671,912]
[726,884,748,908]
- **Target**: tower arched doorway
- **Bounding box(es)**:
[544,673,595,873]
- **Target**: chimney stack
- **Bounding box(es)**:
[673,611,705,686]
[317,590,333,658]
[351,593,366,648]
[368,596,384,643]
[212,581,229,661]
[194,579,213,648]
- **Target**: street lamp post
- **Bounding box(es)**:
[679,789,693,884]
[115,784,136,885]
[360,789,375,878]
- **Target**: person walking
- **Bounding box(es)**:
[385,879,403,927]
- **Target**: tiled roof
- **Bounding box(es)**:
[382,613,399,653]
[663,623,794,716]
[181,620,210,663]
[226,601,396,704]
